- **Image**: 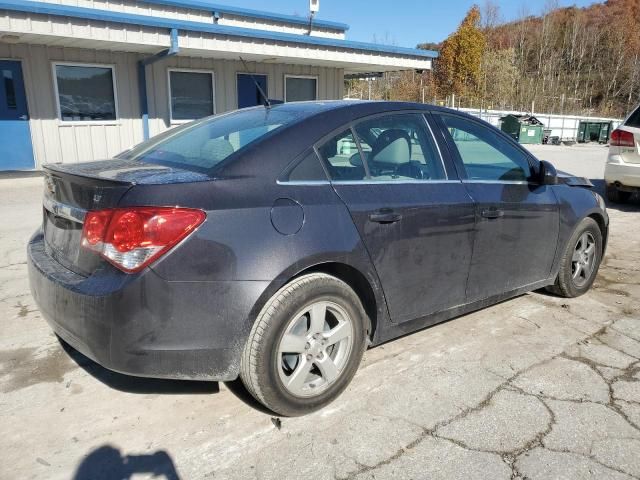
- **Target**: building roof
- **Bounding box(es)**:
[142,0,350,31]
[0,0,438,60]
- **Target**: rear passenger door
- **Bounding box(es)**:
[317,113,476,324]
[434,113,559,302]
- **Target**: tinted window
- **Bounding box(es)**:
[169,71,214,121]
[353,114,446,181]
[55,65,116,121]
[625,105,640,128]
[440,114,533,181]
[286,77,317,102]
[285,150,327,181]
[120,108,303,172]
[317,129,366,180]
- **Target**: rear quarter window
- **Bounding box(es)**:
[625,105,640,128]
[282,150,327,182]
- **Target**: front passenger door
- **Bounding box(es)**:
[435,113,559,302]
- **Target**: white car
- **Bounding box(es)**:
[605,104,640,202]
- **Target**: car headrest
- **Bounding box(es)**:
[349,152,364,166]
[371,129,411,165]
[200,138,234,165]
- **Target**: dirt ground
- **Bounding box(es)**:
[1,144,639,480]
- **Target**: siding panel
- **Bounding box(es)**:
[1,42,344,167]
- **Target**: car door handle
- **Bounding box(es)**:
[369,210,402,224]
[481,208,504,219]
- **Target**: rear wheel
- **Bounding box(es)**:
[240,273,368,417]
[546,217,603,298]
[606,184,631,203]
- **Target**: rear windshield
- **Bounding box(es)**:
[625,105,640,128]
[119,108,303,172]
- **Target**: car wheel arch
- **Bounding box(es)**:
[588,212,608,255]
[243,261,384,347]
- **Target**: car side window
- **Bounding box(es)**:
[439,114,533,182]
[317,129,367,181]
[353,114,446,181]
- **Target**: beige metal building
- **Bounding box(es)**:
[0,0,437,170]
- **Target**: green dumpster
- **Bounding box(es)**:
[499,114,545,145]
[577,121,613,144]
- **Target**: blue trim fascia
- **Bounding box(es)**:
[144,0,350,32]
[0,0,438,59]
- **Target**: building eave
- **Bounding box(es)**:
[143,0,351,32]
[0,0,438,61]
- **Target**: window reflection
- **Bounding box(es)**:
[55,65,116,121]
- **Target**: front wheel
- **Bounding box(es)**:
[546,217,603,298]
[240,273,368,417]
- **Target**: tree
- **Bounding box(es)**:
[434,5,486,99]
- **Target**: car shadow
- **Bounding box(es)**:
[223,378,281,417]
[58,337,219,395]
[59,337,286,417]
[73,445,180,480]
[590,179,640,211]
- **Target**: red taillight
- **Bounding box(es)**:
[84,210,111,246]
[81,207,206,273]
[610,129,635,147]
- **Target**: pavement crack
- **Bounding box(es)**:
[541,446,640,479]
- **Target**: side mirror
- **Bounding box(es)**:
[538,160,558,185]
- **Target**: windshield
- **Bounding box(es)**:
[119,107,303,172]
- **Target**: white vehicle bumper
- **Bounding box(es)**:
[605,157,640,189]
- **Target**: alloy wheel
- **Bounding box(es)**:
[572,232,596,287]
[277,301,354,398]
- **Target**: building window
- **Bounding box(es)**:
[53,64,117,122]
[169,70,215,122]
[285,75,317,102]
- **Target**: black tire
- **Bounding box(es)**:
[240,273,368,417]
[606,185,631,204]
[546,217,603,298]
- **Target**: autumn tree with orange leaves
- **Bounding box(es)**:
[434,5,486,99]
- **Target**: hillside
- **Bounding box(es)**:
[478,0,640,117]
[351,1,640,118]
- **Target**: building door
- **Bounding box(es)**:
[237,73,268,109]
[0,60,34,170]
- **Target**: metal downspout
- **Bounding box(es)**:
[138,28,179,140]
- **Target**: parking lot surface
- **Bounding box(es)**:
[1,144,639,480]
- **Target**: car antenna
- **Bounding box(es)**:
[239,56,271,109]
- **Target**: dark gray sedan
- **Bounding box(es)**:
[28,101,608,416]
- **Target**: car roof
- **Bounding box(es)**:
[266,100,432,115]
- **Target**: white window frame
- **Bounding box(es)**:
[168,68,216,124]
[284,74,319,102]
[52,62,119,125]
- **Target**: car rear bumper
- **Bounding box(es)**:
[28,230,268,381]
[605,159,640,188]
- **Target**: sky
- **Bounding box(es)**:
[214,0,601,48]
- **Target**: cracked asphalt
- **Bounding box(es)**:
[1,144,639,480]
